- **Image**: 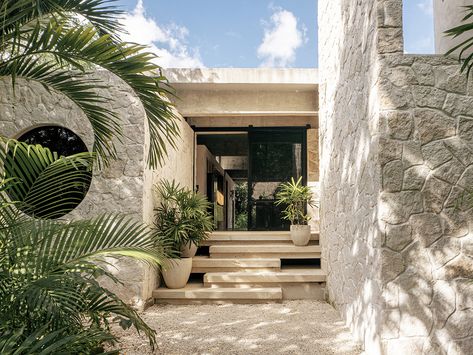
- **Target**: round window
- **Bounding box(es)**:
[6,126,92,219]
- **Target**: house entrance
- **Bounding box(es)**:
[195,127,307,231]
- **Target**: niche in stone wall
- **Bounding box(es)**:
[5,126,92,218]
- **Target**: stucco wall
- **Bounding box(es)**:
[0,71,194,309]
[433,0,471,55]
[319,0,473,353]
[318,0,382,352]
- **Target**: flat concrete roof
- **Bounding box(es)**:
[164,68,318,91]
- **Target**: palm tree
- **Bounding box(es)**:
[0,0,181,352]
[0,0,179,168]
[0,139,174,353]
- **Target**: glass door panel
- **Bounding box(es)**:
[248,129,306,231]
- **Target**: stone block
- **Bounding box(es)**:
[412,85,447,109]
[422,176,452,213]
[383,160,403,192]
[382,110,413,140]
[432,281,456,328]
[434,65,468,95]
[458,116,473,144]
[403,164,429,190]
[444,93,473,117]
[378,28,403,54]
[379,138,403,166]
[422,140,453,170]
[385,223,413,251]
[412,62,435,86]
[430,237,461,269]
[432,158,465,185]
[444,136,473,166]
[402,141,424,168]
[413,108,456,144]
[441,208,469,238]
[380,191,424,224]
[410,213,443,247]
[381,248,405,282]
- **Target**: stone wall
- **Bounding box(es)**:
[378,0,473,353]
[319,0,473,353]
[318,0,383,352]
[0,71,194,309]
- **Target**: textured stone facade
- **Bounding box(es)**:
[320,0,473,353]
[318,0,382,352]
[0,71,194,309]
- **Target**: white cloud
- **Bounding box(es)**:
[257,7,307,67]
[417,0,433,16]
[120,0,204,68]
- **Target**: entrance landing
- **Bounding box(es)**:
[153,231,325,304]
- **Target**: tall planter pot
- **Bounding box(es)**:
[162,257,192,289]
[290,225,311,246]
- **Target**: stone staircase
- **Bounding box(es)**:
[153,231,325,304]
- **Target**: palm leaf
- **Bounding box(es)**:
[0,138,94,219]
[1,18,180,167]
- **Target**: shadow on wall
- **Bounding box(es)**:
[379,54,473,353]
[319,0,383,351]
[321,0,473,353]
[378,0,473,353]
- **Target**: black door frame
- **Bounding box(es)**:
[247,127,308,231]
[193,125,309,231]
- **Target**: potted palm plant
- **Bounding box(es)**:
[154,180,214,289]
[275,177,315,246]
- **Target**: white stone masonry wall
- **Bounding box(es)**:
[318,0,383,352]
[378,0,473,353]
[0,71,194,309]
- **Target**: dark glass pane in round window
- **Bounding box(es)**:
[6,126,92,219]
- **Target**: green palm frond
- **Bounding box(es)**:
[0,138,94,218]
[1,18,179,167]
[0,325,116,355]
[0,0,123,41]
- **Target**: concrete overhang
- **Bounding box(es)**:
[164,68,319,92]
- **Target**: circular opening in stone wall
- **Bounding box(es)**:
[5,126,92,219]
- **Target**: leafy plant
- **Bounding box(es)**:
[445,5,473,77]
[154,180,214,255]
[275,177,315,225]
[0,139,172,353]
[0,0,179,168]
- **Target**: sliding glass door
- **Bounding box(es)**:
[248,128,307,231]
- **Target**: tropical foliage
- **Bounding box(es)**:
[275,177,315,225]
[446,5,473,77]
[154,180,214,255]
[0,139,171,353]
[0,0,179,168]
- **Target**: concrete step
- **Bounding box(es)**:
[153,283,282,304]
[209,243,321,259]
[192,256,281,273]
[202,231,319,246]
[204,268,326,286]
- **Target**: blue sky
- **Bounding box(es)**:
[115,0,435,68]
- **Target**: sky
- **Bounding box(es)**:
[115,0,436,68]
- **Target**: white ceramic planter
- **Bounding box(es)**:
[290,225,311,246]
[162,258,192,289]
[180,242,198,258]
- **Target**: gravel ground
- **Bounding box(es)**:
[114,301,362,355]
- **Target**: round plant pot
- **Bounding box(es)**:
[180,242,198,258]
[290,225,311,246]
[162,258,192,289]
